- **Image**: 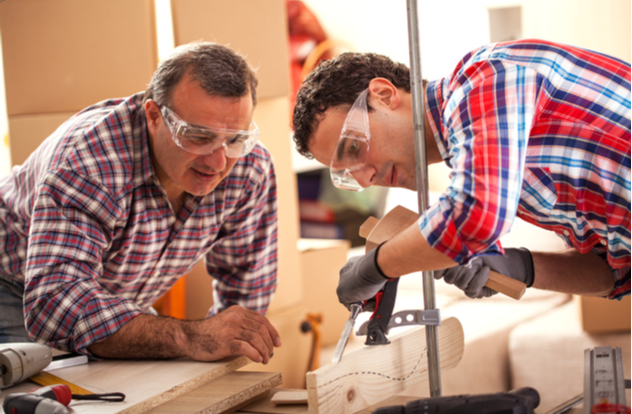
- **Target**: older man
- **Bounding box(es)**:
[0,42,281,364]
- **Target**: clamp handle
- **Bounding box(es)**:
[364,278,400,345]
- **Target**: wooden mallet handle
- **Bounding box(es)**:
[360,205,526,300]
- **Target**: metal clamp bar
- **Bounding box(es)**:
[406,0,442,398]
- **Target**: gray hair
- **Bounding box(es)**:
[144,42,258,107]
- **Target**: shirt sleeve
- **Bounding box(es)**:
[419,62,542,264]
[24,169,142,355]
[206,152,278,316]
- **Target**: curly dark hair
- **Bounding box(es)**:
[292,52,411,159]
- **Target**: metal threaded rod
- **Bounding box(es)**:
[406,0,442,397]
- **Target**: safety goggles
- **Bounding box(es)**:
[161,105,259,158]
[330,89,370,192]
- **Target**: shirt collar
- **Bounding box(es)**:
[425,78,451,163]
[130,94,154,187]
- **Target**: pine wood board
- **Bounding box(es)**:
[306,317,464,414]
[144,371,282,414]
[18,355,251,414]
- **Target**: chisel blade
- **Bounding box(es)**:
[331,303,362,364]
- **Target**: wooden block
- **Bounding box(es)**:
[145,371,282,414]
[271,390,308,405]
[358,217,379,239]
[305,317,464,414]
[238,388,309,414]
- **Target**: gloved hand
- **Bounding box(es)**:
[434,248,534,299]
[337,244,389,310]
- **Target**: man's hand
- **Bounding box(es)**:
[337,245,389,310]
[88,306,281,364]
[182,306,281,364]
[434,248,534,298]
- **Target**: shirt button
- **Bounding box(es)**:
[600,239,607,245]
[563,230,570,236]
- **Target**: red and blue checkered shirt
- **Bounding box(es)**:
[0,93,278,353]
[422,39,630,299]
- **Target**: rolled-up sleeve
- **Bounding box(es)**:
[420,62,540,264]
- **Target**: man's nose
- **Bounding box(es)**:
[351,165,376,188]
[201,144,227,170]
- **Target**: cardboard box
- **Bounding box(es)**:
[185,261,214,320]
[254,96,303,313]
[8,112,76,166]
[298,238,351,347]
[171,0,290,100]
[0,0,158,115]
[576,295,631,334]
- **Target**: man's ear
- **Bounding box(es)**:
[145,99,161,136]
[367,78,401,109]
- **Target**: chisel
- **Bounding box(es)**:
[331,302,363,364]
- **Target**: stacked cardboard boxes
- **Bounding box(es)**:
[0,0,158,166]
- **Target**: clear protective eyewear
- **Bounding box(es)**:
[330,89,370,191]
[161,105,260,158]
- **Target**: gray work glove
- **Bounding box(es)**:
[337,244,389,311]
[434,248,534,299]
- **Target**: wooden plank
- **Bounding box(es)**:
[238,388,309,414]
[306,317,464,414]
[3,356,251,414]
[145,371,282,414]
[361,205,526,300]
[271,390,308,405]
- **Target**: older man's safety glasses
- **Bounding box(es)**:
[161,105,259,158]
[330,89,370,192]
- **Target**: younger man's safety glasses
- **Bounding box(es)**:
[330,89,370,192]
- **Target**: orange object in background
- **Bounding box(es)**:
[286,1,331,113]
[153,276,187,319]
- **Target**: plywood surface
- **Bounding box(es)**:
[306,317,464,414]
[0,356,250,414]
[145,371,282,414]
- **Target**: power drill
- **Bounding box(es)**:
[372,387,540,414]
[2,384,71,414]
[3,384,125,414]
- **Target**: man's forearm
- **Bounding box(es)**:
[531,249,614,296]
[377,222,456,278]
[88,314,190,359]
[87,306,282,363]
